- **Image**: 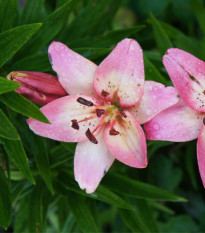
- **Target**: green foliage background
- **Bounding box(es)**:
[0,0,205,232]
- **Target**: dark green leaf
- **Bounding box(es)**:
[32,135,54,194]
[0,76,20,94]
[67,192,99,233]
[119,209,150,233]
[102,172,187,202]
[0,0,17,32]
[16,0,74,58]
[0,168,12,229]
[144,55,168,85]
[1,138,35,184]
[0,108,20,140]
[0,92,50,123]
[0,23,41,68]
[149,13,173,54]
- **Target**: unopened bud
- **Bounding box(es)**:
[7,71,67,105]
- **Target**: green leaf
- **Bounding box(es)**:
[0,76,21,94]
[0,23,41,68]
[149,13,173,54]
[0,92,50,123]
[1,138,35,184]
[0,109,20,140]
[67,192,99,233]
[55,170,133,210]
[0,168,12,230]
[102,172,187,202]
[32,134,54,194]
[9,53,51,72]
[144,55,168,85]
[28,180,50,233]
[133,199,159,233]
[18,0,45,25]
[119,209,150,233]
[0,0,17,32]
[16,0,74,58]
[70,26,145,48]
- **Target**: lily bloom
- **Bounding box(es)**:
[27,39,179,193]
[145,48,205,188]
[7,71,67,105]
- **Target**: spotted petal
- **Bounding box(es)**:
[144,100,204,142]
[74,130,115,194]
[163,51,205,112]
[94,38,144,107]
[27,95,103,142]
[130,81,179,124]
[48,41,97,96]
[197,125,205,188]
[104,111,147,168]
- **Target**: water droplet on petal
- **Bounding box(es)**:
[153,123,160,130]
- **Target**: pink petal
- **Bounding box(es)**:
[74,130,115,194]
[94,38,144,107]
[163,53,205,112]
[144,100,204,142]
[166,48,205,80]
[197,125,205,188]
[130,81,179,124]
[104,111,147,168]
[27,95,103,142]
[48,42,97,96]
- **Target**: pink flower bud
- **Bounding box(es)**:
[7,71,67,105]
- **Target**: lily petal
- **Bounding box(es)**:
[94,38,144,107]
[197,125,205,188]
[163,53,205,112]
[27,95,103,142]
[104,111,147,168]
[144,100,204,142]
[48,41,97,96]
[74,130,115,194]
[166,48,205,80]
[130,81,179,124]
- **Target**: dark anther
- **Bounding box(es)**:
[203,117,205,125]
[101,90,110,97]
[96,109,105,117]
[203,90,205,95]
[71,119,79,130]
[85,128,98,144]
[109,128,120,135]
[119,111,127,118]
[77,97,93,106]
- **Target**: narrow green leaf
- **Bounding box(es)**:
[28,181,50,233]
[16,0,74,58]
[67,192,99,233]
[32,134,54,194]
[9,53,51,72]
[133,199,159,233]
[102,172,187,202]
[119,209,150,233]
[0,168,12,229]
[0,92,50,123]
[0,109,20,140]
[1,138,35,184]
[144,55,168,85]
[0,23,42,68]
[70,26,145,48]
[150,13,173,54]
[0,0,17,32]
[56,170,134,210]
[18,0,45,25]
[0,76,20,94]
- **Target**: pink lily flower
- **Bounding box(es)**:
[27,39,179,193]
[145,48,205,188]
